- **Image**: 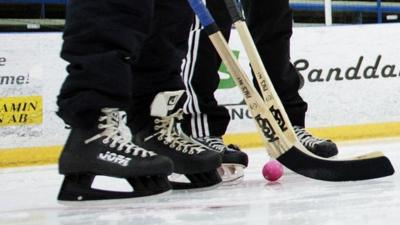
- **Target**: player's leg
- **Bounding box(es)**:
[126,0,222,189]
[179,0,248,182]
[180,0,230,139]
[241,0,338,158]
[57,0,173,201]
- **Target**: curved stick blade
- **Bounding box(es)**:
[278,147,395,181]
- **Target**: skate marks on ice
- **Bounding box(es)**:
[0,139,400,225]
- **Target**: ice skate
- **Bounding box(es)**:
[186,135,248,183]
[58,108,173,202]
[131,91,223,189]
[294,125,338,158]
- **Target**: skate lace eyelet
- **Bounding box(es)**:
[110,144,116,148]
[157,136,163,141]
[102,139,109,144]
[117,147,123,151]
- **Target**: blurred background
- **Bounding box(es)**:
[0,0,399,32]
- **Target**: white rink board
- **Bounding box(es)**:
[220,23,400,133]
[0,24,400,149]
[0,33,68,149]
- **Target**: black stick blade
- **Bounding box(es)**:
[277,147,395,181]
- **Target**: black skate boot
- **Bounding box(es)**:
[131,91,222,189]
[58,108,173,202]
[187,135,248,183]
[294,125,339,158]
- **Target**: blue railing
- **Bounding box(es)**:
[0,0,66,3]
[0,0,67,18]
[290,1,400,23]
[1,0,400,23]
[290,2,400,13]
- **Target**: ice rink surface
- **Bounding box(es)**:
[1,138,400,225]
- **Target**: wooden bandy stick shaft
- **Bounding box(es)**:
[187,0,394,181]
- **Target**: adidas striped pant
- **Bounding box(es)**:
[180,0,308,138]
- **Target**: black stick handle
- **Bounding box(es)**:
[223,0,245,22]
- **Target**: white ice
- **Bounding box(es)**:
[1,138,400,225]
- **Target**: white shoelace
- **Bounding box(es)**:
[85,108,156,158]
[197,137,226,153]
[145,109,205,155]
[293,126,326,149]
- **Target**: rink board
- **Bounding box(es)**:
[1,24,400,167]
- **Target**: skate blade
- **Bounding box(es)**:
[172,182,222,193]
[218,164,245,185]
[58,190,172,207]
[169,170,222,190]
[169,175,222,193]
[57,174,172,205]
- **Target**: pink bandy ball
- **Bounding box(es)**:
[262,159,284,181]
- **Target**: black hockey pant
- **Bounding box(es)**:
[180,0,308,138]
[57,0,193,130]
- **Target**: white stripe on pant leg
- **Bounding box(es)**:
[190,17,204,137]
[181,15,202,137]
[181,0,212,138]
[203,114,210,137]
[181,20,196,116]
[188,20,201,137]
[190,0,211,138]
[181,33,193,115]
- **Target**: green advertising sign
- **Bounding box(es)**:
[218,50,240,89]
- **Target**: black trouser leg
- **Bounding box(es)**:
[57,0,154,128]
[180,0,232,137]
[242,0,308,126]
[128,0,194,134]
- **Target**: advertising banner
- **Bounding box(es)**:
[1,24,399,153]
